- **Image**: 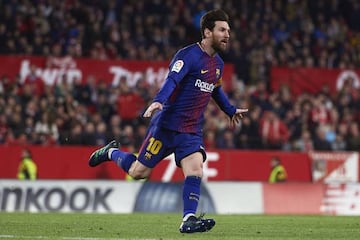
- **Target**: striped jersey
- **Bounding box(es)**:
[152,43,235,134]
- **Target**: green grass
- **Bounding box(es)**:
[0,213,359,240]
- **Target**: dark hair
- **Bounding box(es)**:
[200,9,229,38]
[23,149,32,158]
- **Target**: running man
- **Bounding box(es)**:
[89,9,248,233]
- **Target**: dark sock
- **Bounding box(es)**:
[110,150,136,173]
[182,176,201,218]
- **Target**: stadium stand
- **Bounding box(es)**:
[0,0,359,150]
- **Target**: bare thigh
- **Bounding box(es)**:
[180,152,204,178]
[128,160,152,180]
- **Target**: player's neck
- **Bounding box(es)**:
[199,40,216,57]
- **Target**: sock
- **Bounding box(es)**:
[182,176,201,219]
[108,149,136,173]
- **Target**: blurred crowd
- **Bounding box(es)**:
[1,0,360,82]
[0,0,360,151]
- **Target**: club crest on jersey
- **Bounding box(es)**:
[144,152,152,160]
[216,68,220,78]
[171,60,184,73]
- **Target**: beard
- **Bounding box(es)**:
[212,38,228,53]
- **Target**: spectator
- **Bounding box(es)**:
[96,93,115,122]
[204,130,216,150]
[331,134,347,151]
[94,122,108,146]
[259,110,290,150]
[347,122,360,150]
[82,122,97,146]
[66,123,83,145]
[134,124,147,150]
[268,156,287,183]
[216,128,236,149]
[23,64,45,97]
[294,129,314,152]
[308,95,332,133]
[235,114,261,149]
[73,76,94,107]
[116,78,145,125]
[313,126,332,151]
[34,112,59,144]
[46,43,76,69]
[17,149,37,180]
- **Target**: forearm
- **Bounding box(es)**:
[212,87,236,117]
[153,77,177,104]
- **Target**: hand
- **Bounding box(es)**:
[143,102,163,118]
[230,108,248,125]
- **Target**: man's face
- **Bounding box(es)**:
[271,158,280,168]
[22,150,30,158]
[210,21,230,53]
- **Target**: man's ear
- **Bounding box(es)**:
[204,28,211,38]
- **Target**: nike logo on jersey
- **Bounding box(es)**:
[195,79,215,93]
[201,69,209,74]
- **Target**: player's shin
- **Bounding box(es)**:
[182,176,201,220]
[108,149,136,173]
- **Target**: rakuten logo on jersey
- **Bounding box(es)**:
[195,79,215,93]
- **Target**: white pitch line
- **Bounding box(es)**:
[0,235,158,240]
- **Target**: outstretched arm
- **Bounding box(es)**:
[231,108,248,125]
[143,76,177,118]
[212,86,248,125]
[143,102,163,118]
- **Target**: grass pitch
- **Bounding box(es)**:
[0,213,359,240]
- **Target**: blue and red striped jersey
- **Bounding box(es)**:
[152,43,235,134]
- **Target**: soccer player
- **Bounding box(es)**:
[89,9,248,233]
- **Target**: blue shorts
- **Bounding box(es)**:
[137,125,207,168]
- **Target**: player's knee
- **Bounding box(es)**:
[182,162,203,178]
[128,169,149,180]
[183,165,203,178]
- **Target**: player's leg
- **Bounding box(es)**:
[181,152,203,219]
[88,141,152,179]
[88,125,171,179]
[130,127,174,179]
[88,140,122,167]
[178,152,215,233]
[88,140,139,174]
[175,134,215,233]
